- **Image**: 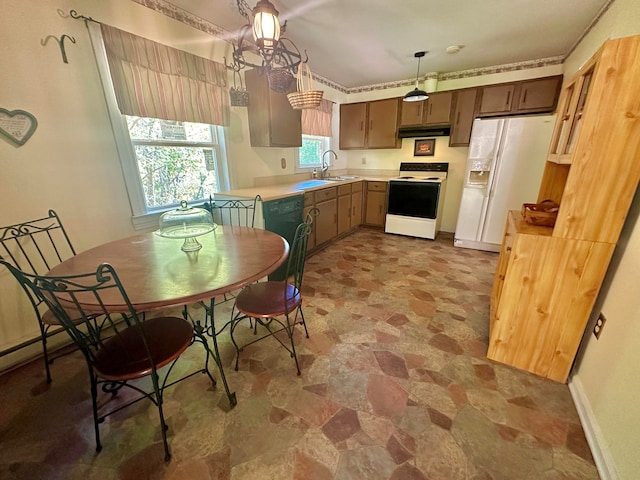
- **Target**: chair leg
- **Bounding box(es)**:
[150,371,171,462]
[39,323,52,383]
[285,313,302,376]
[88,369,102,453]
[298,307,309,339]
[229,313,244,372]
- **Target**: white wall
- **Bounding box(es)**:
[562,1,640,479]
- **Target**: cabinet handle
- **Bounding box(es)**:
[429,103,433,116]
[522,89,528,105]
[334,213,337,224]
[505,91,511,109]
[360,121,364,131]
[370,120,373,131]
[456,111,461,126]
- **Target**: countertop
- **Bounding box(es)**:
[216,175,393,202]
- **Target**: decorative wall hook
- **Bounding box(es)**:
[41,34,76,64]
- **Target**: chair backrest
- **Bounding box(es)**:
[0,210,76,275]
[204,195,261,227]
[0,260,149,368]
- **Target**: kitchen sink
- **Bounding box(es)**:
[323,176,359,181]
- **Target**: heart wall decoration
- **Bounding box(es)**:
[0,108,38,147]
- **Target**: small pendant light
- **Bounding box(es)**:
[404,51,429,102]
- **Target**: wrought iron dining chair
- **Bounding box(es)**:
[0,260,216,462]
[229,214,313,375]
[0,210,77,383]
[204,194,261,228]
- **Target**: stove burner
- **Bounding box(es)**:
[426,177,440,180]
[399,176,415,179]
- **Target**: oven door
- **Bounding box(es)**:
[387,181,441,219]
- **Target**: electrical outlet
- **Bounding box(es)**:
[361,157,366,165]
[593,312,607,339]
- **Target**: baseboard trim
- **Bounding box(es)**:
[568,375,618,480]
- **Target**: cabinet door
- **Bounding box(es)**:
[449,88,478,147]
[339,103,367,149]
[424,91,453,125]
[351,189,363,227]
[399,101,425,127]
[478,84,515,116]
[315,199,338,245]
[365,191,386,226]
[245,68,301,147]
[367,98,401,149]
[516,76,562,113]
[337,194,351,235]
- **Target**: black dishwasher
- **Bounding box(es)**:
[263,195,304,280]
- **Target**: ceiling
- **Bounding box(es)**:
[166,0,612,90]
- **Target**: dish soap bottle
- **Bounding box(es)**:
[312,168,318,179]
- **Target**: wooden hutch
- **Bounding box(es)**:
[488,35,640,382]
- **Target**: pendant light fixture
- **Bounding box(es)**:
[403,51,429,102]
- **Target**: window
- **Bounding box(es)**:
[297,134,331,170]
[126,117,225,211]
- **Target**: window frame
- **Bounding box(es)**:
[295,134,332,172]
[88,23,230,230]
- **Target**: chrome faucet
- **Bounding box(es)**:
[321,150,337,179]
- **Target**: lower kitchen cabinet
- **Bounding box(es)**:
[351,181,363,227]
[314,187,338,246]
[364,181,388,227]
[337,184,351,236]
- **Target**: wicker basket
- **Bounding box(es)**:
[287,62,323,109]
[268,67,294,93]
[522,200,559,227]
[229,70,249,107]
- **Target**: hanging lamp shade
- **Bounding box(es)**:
[252,0,281,49]
[404,51,429,102]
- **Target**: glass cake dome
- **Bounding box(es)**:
[157,200,216,252]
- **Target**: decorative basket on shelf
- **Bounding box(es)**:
[522,199,559,227]
[268,67,295,93]
[287,62,323,109]
[229,70,249,107]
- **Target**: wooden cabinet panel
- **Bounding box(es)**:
[479,84,515,116]
[449,88,478,147]
[479,75,563,118]
[364,181,388,227]
[245,68,301,147]
[337,193,351,235]
[399,101,424,127]
[339,103,367,149]
[424,91,453,125]
[399,92,452,127]
[315,198,337,245]
[351,189,363,227]
[367,98,401,149]
[516,77,562,113]
[340,99,400,150]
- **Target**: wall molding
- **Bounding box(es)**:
[132,0,572,95]
[568,375,619,480]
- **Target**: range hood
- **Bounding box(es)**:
[398,125,451,138]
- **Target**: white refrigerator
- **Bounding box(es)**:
[454,115,555,252]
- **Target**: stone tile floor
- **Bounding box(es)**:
[0,229,600,479]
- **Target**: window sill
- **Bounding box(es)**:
[131,211,163,231]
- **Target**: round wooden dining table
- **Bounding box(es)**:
[46,226,289,313]
[46,225,288,408]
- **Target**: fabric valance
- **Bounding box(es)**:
[301,98,333,137]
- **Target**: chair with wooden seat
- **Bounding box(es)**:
[0,210,78,383]
[0,260,215,461]
[229,215,313,375]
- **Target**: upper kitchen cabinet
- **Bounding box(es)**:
[478,75,563,117]
[399,91,453,127]
[245,68,302,147]
[449,88,478,147]
[340,98,401,149]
